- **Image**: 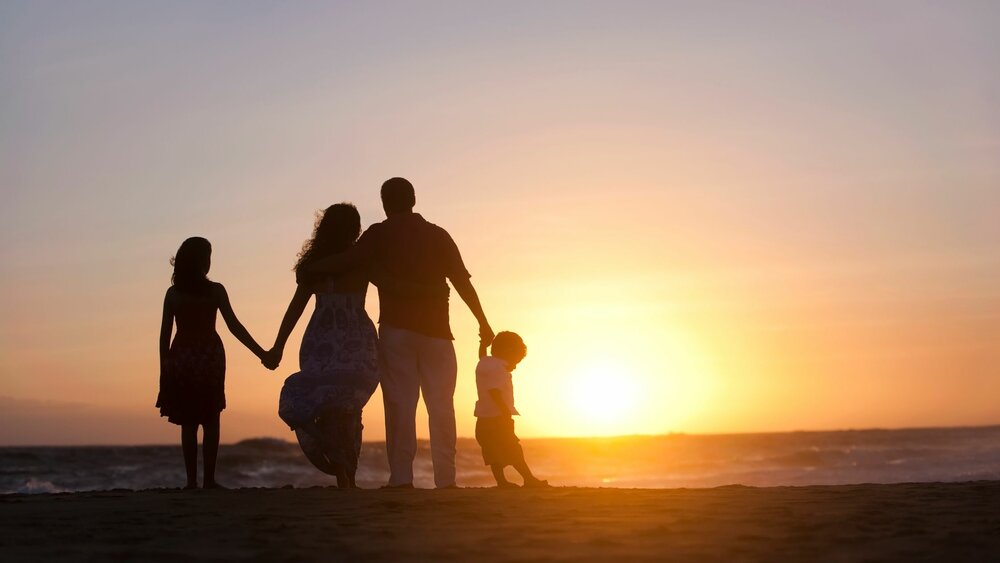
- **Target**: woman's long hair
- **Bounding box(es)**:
[171,237,212,294]
[295,203,362,284]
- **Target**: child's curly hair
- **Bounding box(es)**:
[491,331,527,360]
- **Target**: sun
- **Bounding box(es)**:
[509,322,715,438]
[566,360,643,436]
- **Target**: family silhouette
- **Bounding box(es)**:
[157,178,545,489]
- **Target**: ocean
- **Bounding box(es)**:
[2,426,998,494]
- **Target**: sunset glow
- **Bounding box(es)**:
[1,1,998,446]
[567,360,643,436]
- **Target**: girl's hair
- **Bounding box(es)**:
[171,237,212,293]
[294,203,362,283]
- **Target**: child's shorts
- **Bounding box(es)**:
[475,416,524,466]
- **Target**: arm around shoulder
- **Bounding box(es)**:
[303,226,378,278]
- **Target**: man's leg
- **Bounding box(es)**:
[379,326,421,487]
[417,335,458,488]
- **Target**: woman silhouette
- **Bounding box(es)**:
[264,204,380,488]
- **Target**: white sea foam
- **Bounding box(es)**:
[17,479,66,494]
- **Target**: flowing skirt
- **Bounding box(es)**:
[279,370,375,476]
[277,293,379,476]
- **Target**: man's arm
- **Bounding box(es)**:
[303,244,364,276]
[304,226,377,278]
[451,276,494,345]
[441,229,494,343]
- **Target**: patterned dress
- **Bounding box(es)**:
[157,288,226,425]
[278,284,380,476]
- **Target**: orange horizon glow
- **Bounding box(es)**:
[2,2,999,446]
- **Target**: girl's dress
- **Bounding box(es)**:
[156,288,226,425]
[278,280,379,477]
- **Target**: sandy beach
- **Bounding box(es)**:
[2,481,998,562]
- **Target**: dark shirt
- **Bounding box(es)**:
[357,213,470,339]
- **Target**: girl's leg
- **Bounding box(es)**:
[181,424,199,488]
[202,413,222,488]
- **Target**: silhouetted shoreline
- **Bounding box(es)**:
[4,426,999,494]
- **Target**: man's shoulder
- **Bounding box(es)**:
[363,220,387,234]
[402,213,445,233]
[418,218,457,244]
[358,221,387,245]
[378,214,459,256]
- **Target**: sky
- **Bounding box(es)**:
[1,1,998,445]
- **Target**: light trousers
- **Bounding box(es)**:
[378,325,458,488]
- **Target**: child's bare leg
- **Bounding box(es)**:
[202,414,222,488]
[181,424,199,488]
[511,456,547,486]
[491,464,517,487]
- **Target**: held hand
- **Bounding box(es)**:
[261,348,282,371]
[479,324,495,347]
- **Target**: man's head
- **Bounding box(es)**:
[491,331,527,370]
[381,177,416,216]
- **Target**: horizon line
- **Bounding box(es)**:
[5,422,999,448]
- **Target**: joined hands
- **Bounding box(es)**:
[260,347,282,371]
[479,324,495,346]
[478,323,495,359]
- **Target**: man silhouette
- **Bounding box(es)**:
[308,177,494,488]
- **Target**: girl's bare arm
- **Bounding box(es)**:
[159,288,174,370]
[216,284,266,359]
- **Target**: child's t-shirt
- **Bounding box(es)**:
[474,356,520,418]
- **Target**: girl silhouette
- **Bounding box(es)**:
[157,237,266,489]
